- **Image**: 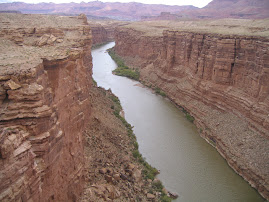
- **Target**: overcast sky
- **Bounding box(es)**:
[0,0,213,8]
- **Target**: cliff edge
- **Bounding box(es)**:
[0,13,92,201]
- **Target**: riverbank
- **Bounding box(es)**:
[80,84,173,201]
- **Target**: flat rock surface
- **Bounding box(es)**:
[0,13,89,75]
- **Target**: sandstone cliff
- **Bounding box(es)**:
[89,23,110,45]
[89,21,127,46]
[0,13,92,201]
[114,21,269,200]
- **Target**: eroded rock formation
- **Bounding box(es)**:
[89,23,110,45]
[0,13,92,201]
[89,21,126,46]
[114,23,269,200]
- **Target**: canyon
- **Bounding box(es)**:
[89,20,125,46]
[0,7,268,202]
[0,13,164,201]
[114,20,269,200]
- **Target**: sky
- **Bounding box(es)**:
[0,0,213,8]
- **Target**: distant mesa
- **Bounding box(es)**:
[0,10,21,14]
[0,0,268,20]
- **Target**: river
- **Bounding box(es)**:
[92,42,264,202]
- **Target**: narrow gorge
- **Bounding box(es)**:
[114,21,269,200]
[0,13,167,201]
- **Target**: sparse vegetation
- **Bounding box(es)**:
[113,66,140,81]
[109,94,158,181]
[181,107,195,123]
[152,180,172,202]
[155,87,166,97]
[92,78,97,86]
[108,48,140,81]
[186,113,195,123]
[161,195,172,202]
[152,180,163,192]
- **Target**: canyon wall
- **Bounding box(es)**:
[89,23,110,45]
[0,13,92,201]
[114,26,269,200]
[89,21,125,46]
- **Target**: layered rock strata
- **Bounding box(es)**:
[89,23,110,45]
[89,21,126,46]
[0,13,92,201]
[114,25,269,200]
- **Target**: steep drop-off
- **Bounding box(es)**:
[114,21,269,200]
[0,13,173,202]
[89,21,127,46]
[89,23,110,46]
[0,13,92,201]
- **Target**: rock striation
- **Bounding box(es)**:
[0,13,92,201]
[89,23,110,45]
[114,22,269,200]
[89,21,126,46]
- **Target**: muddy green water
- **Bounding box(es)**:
[92,42,264,202]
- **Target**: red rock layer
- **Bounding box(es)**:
[90,22,121,46]
[90,23,110,45]
[0,14,92,201]
[114,27,269,200]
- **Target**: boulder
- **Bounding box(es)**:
[168,191,178,199]
[99,168,107,174]
[147,193,155,199]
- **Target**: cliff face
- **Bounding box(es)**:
[89,21,125,46]
[90,23,109,45]
[115,26,269,200]
[0,13,92,201]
